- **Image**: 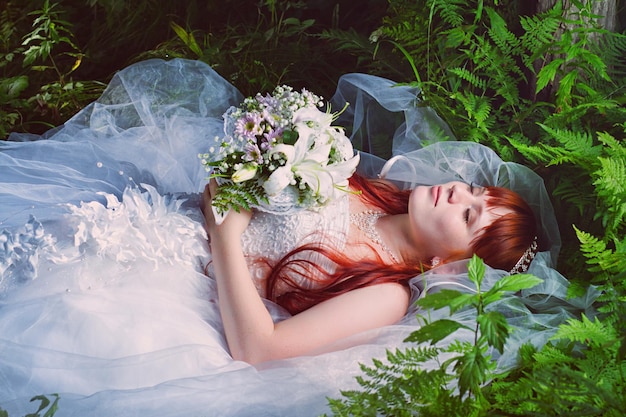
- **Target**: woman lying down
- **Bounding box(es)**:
[0,58,577,416]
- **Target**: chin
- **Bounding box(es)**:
[408,185,429,214]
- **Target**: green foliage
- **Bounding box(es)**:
[0,394,59,417]
[207,180,269,216]
[487,315,626,416]
[21,0,82,70]
[326,256,542,415]
[166,0,387,99]
[0,0,104,135]
[0,75,28,137]
[326,1,626,414]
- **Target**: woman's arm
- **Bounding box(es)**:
[202,182,410,364]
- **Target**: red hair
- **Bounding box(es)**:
[471,186,537,272]
[263,174,537,314]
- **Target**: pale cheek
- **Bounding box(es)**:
[439,221,468,251]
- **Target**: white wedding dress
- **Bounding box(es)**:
[0,59,593,416]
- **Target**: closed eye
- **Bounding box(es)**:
[464,182,475,223]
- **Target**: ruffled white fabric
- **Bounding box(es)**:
[0,59,593,416]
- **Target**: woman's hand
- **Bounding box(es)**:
[201,179,252,242]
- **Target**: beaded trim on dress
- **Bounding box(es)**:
[349,210,399,264]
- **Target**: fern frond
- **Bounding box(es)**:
[550,315,617,348]
[538,124,602,164]
[535,57,564,93]
[574,226,626,274]
[328,345,459,416]
[319,28,372,53]
[519,10,560,66]
[448,67,486,90]
[593,30,626,81]
[598,132,626,157]
[485,7,521,57]
[428,0,466,28]
[551,175,596,215]
[210,181,267,215]
[592,155,626,232]
[531,343,575,366]
[505,136,555,164]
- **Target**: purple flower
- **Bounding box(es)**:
[243,142,263,164]
[261,127,284,150]
[256,93,279,110]
[234,112,263,139]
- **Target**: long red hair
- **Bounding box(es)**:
[264,173,537,314]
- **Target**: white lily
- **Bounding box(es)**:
[263,165,294,196]
[327,152,360,195]
[263,107,360,200]
[292,107,333,132]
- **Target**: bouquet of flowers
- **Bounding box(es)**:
[200,85,360,223]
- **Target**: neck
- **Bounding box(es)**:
[376,213,427,265]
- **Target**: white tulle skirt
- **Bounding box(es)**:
[0,59,591,416]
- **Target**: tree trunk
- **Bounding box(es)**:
[537,0,618,31]
[532,0,618,101]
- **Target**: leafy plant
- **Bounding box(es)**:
[0,75,29,137]
[166,0,387,99]
[486,315,626,416]
[325,255,542,416]
[0,394,59,417]
[0,0,104,135]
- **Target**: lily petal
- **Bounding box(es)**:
[263,165,294,196]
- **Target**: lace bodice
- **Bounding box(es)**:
[239,194,350,296]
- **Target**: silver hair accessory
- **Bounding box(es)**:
[510,236,538,274]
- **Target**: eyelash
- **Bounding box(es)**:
[464,183,475,224]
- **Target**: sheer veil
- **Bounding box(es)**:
[0,59,593,416]
[331,72,594,368]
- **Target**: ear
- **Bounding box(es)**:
[430,256,442,268]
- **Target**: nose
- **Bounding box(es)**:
[447,182,472,205]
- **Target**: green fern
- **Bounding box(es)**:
[488,313,626,416]
[551,314,617,348]
[575,227,626,276]
[427,0,467,28]
[593,156,626,231]
[209,181,268,216]
[518,6,561,66]
[485,7,521,57]
[593,30,626,81]
[448,67,486,90]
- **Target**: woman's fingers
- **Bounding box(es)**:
[201,179,253,238]
[208,178,218,196]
